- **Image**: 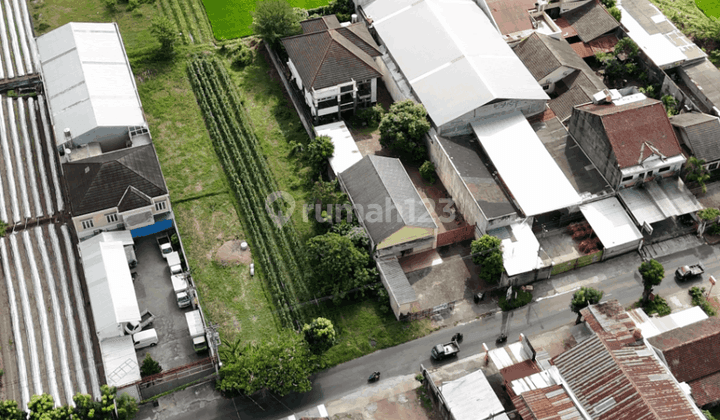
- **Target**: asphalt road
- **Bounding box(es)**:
[170,242,720,420]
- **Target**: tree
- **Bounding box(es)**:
[306,232,373,298]
[608,7,622,22]
[699,208,720,221]
[419,161,436,183]
[570,287,604,324]
[140,353,162,377]
[703,409,719,420]
[150,16,178,56]
[471,235,504,283]
[116,394,139,420]
[639,259,665,304]
[73,393,102,419]
[98,385,117,418]
[218,335,313,396]
[306,135,334,174]
[614,37,638,60]
[379,100,431,162]
[0,400,26,420]
[27,394,56,420]
[302,317,337,354]
[251,0,301,47]
[686,156,711,193]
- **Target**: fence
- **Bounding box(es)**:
[135,357,217,400]
[436,224,476,248]
[401,300,457,321]
[550,249,604,276]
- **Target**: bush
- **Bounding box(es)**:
[419,161,436,184]
[609,7,622,22]
[639,295,672,316]
[140,353,162,377]
[356,104,384,126]
[499,287,533,311]
[232,44,254,68]
[602,0,616,7]
[127,0,139,10]
[0,219,5,237]
[708,223,720,235]
[102,0,117,11]
[690,286,717,316]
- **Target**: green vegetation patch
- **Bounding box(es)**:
[201,0,330,40]
[695,0,720,18]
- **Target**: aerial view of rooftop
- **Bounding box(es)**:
[2,0,720,418]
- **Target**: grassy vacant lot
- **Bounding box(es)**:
[202,0,330,39]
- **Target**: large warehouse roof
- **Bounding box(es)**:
[363,0,547,127]
[37,22,145,146]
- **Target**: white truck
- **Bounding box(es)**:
[156,233,173,259]
[185,310,208,353]
[167,251,183,276]
[171,274,191,308]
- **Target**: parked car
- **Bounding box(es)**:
[133,329,158,350]
[125,309,155,335]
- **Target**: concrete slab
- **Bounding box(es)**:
[538,228,583,265]
[132,235,204,371]
[642,234,704,259]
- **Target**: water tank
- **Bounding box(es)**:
[351,14,358,23]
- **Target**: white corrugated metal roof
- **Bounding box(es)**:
[580,197,642,249]
[440,369,505,420]
[618,177,703,225]
[36,22,145,145]
[315,121,363,175]
[364,0,547,127]
[80,240,140,335]
[100,336,141,387]
[472,111,581,216]
[491,220,544,277]
[81,230,134,247]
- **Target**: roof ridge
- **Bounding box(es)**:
[115,146,166,191]
[328,30,381,75]
[309,32,334,88]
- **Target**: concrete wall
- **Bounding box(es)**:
[376,55,411,102]
[603,239,641,260]
[438,99,547,137]
[376,234,435,259]
[661,73,700,113]
[568,110,622,189]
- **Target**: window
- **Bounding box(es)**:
[155,200,167,212]
[710,162,719,171]
[81,219,94,230]
[658,166,671,173]
[622,175,634,182]
[106,213,118,224]
[340,85,353,93]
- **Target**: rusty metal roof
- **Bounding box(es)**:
[485,0,536,35]
[513,384,584,420]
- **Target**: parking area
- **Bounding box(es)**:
[131,233,204,371]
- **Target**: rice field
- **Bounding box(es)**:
[695,0,720,18]
[202,0,331,39]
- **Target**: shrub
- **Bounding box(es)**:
[150,15,178,56]
[690,286,717,316]
[102,0,116,11]
[709,223,720,235]
[601,0,616,8]
[379,100,430,162]
[302,317,337,354]
[356,104,384,126]
[419,161,436,183]
[499,287,533,311]
[639,295,672,316]
[699,207,720,221]
[232,44,254,68]
[140,353,162,377]
[608,7,622,22]
[127,0,139,10]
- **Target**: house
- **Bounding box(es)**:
[338,154,437,258]
[282,15,382,123]
[670,112,720,171]
[36,22,149,152]
[513,32,607,120]
[618,0,705,70]
[63,144,171,240]
[360,0,548,137]
[648,317,720,408]
[678,59,720,116]
[556,2,619,45]
[423,368,508,420]
[568,93,703,227]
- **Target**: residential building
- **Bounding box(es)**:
[360,0,549,137]
[473,0,562,45]
[36,22,149,151]
[63,144,171,240]
[678,59,720,116]
[513,32,607,120]
[282,15,382,123]
[556,2,619,45]
[648,317,720,408]
[670,112,720,170]
[338,154,437,258]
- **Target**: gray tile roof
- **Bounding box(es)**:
[339,155,436,246]
[300,15,341,33]
[63,144,167,216]
[563,2,620,43]
[670,112,720,162]
[282,22,382,90]
[377,257,417,306]
[550,71,605,121]
[514,32,591,81]
[680,59,720,112]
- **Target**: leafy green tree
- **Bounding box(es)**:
[218,335,313,396]
[140,353,162,377]
[150,15,178,56]
[608,7,622,22]
[27,394,56,420]
[0,400,26,420]
[614,37,638,59]
[251,0,302,47]
[687,156,711,193]
[419,161,436,183]
[306,232,373,298]
[699,208,720,221]
[639,259,665,304]
[306,135,334,174]
[661,94,679,116]
[471,235,504,283]
[302,317,337,354]
[379,100,430,162]
[570,287,604,324]
[116,394,139,420]
[73,393,102,419]
[99,385,117,418]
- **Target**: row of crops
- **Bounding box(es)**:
[187,56,312,329]
[159,0,213,44]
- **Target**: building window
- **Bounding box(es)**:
[622,175,634,182]
[155,200,167,212]
[81,219,94,230]
[340,85,353,93]
[106,213,118,224]
[658,166,671,173]
[710,162,719,171]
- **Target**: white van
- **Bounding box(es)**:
[133,329,158,350]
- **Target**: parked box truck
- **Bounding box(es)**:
[171,275,191,308]
[167,251,183,275]
[185,310,208,353]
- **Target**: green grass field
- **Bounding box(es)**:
[695,0,720,18]
[202,0,330,39]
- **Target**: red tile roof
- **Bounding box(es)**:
[513,385,584,420]
[690,370,720,407]
[570,34,618,58]
[574,98,683,169]
[647,317,720,384]
[486,0,536,35]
